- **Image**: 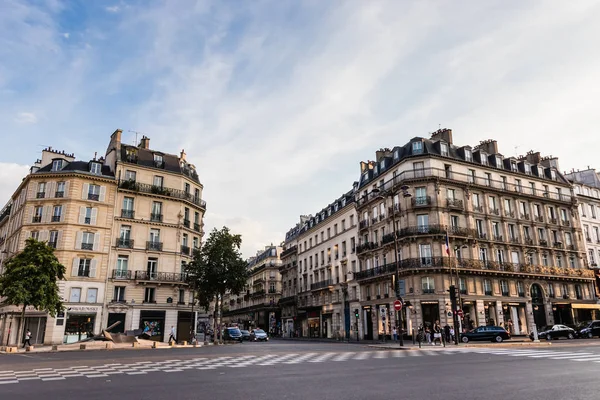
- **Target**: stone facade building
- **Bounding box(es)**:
[223,245,282,333]
[278,221,301,337]
[295,190,361,339]
[354,129,597,339]
[0,129,207,345]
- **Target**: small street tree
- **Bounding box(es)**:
[0,238,66,345]
[186,227,248,344]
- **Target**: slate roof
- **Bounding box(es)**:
[120,144,199,183]
[35,160,115,178]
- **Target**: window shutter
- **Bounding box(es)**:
[28,182,36,199]
[75,231,83,250]
[47,182,55,197]
[79,206,86,224]
[91,208,98,225]
[39,230,49,242]
[82,183,89,200]
[93,233,100,251]
[89,259,98,278]
[57,231,63,248]
[99,186,106,202]
[64,181,70,197]
[43,205,52,223]
[72,258,80,277]
[60,204,66,222]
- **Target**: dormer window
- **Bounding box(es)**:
[154,154,164,168]
[412,141,423,154]
[495,156,502,167]
[380,160,385,169]
[511,162,518,172]
[394,150,399,160]
[440,142,449,157]
[334,204,339,212]
[551,170,557,180]
[52,159,64,171]
[524,163,531,175]
[480,152,488,166]
[90,162,101,175]
[341,198,346,207]
[464,149,472,162]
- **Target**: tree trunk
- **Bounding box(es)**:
[219,292,224,345]
[212,300,218,344]
[18,304,27,347]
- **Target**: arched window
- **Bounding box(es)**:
[421,277,435,294]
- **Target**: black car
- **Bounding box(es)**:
[575,320,600,339]
[461,326,511,343]
[223,327,243,342]
[531,324,575,341]
[240,330,252,341]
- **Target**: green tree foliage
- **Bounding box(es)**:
[186,227,249,343]
[0,238,66,343]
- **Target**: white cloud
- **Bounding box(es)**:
[14,112,38,124]
[63,32,69,39]
[105,6,120,13]
[0,163,29,206]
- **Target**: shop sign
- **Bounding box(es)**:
[68,306,100,313]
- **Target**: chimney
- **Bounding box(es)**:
[525,151,541,165]
[430,128,453,145]
[111,129,122,144]
[139,136,150,150]
[477,139,498,155]
[180,149,187,161]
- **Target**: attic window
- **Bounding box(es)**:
[126,148,138,163]
[380,160,385,169]
[440,142,448,157]
[154,154,164,168]
[90,162,101,175]
[334,204,338,212]
[341,198,346,207]
[551,170,557,180]
[52,159,63,171]
[464,149,472,162]
[511,162,518,172]
[394,150,399,160]
[524,164,531,174]
[412,141,423,154]
[496,156,502,167]
[480,152,488,166]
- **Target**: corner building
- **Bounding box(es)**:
[103,131,206,342]
[279,222,301,337]
[355,129,597,339]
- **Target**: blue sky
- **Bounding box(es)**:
[1,0,600,257]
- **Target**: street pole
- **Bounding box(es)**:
[391,199,404,347]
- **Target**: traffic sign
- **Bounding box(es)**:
[393,300,403,311]
[455,309,463,317]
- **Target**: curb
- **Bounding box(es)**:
[0,342,238,355]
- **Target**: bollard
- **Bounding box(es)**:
[26,346,34,352]
[80,344,87,350]
[132,342,140,348]
[169,341,175,347]
[52,345,58,351]
[6,347,17,353]
[152,341,158,349]
[182,341,188,346]
[105,342,113,349]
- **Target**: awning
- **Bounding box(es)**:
[571,304,600,310]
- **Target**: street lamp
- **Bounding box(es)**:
[371,184,411,347]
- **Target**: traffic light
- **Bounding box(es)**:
[354,309,359,319]
[448,285,457,305]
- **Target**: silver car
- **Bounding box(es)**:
[252,329,269,341]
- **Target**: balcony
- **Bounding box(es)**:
[51,215,61,222]
[520,213,530,220]
[111,269,132,279]
[371,217,378,224]
[146,241,163,251]
[36,192,45,199]
[534,216,544,223]
[473,205,484,212]
[354,263,397,280]
[88,193,100,201]
[150,213,163,222]
[493,234,503,242]
[251,289,266,298]
[121,209,135,219]
[181,245,191,255]
[422,288,435,294]
[567,244,575,251]
[55,191,64,198]
[524,238,534,245]
[561,220,570,227]
[550,218,558,225]
[446,199,464,209]
[381,233,396,245]
[484,290,493,296]
[118,180,207,209]
[311,279,333,291]
[359,220,369,230]
[116,238,134,248]
[135,270,187,283]
[388,204,400,215]
[183,219,190,228]
[194,223,201,232]
[489,208,500,216]
[553,242,564,249]
[32,216,42,223]
[539,239,548,247]
[504,211,515,218]
[510,237,520,244]
[81,243,94,251]
[411,196,432,207]
[356,242,378,254]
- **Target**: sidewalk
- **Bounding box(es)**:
[0,339,216,354]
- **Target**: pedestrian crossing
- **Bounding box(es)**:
[1,348,600,385]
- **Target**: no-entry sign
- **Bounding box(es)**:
[393,300,403,311]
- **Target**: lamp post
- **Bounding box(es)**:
[372,184,411,347]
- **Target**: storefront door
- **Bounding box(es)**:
[107,313,126,333]
[64,314,95,344]
[139,310,165,342]
[531,284,547,329]
[363,306,373,340]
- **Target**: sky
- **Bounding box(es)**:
[1,0,600,258]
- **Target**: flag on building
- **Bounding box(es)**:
[445,231,450,256]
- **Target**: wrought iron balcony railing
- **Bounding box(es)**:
[116,238,134,248]
[134,270,187,283]
[146,241,163,251]
[311,279,333,290]
[118,180,206,209]
[112,269,132,279]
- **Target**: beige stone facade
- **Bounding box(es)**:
[223,245,282,333]
[0,129,207,345]
[354,129,597,340]
[295,190,360,339]
[279,223,301,337]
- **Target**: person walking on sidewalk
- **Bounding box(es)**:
[392,326,398,341]
[432,321,442,346]
[169,326,177,344]
[23,329,32,348]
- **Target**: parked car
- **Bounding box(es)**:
[240,330,252,341]
[251,329,269,342]
[575,321,600,339]
[223,327,243,342]
[531,324,576,341]
[460,326,511,343]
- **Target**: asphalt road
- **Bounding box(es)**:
[2,340,600,399]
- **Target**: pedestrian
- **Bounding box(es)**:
[392,326,398,341]
[169,326,177,343]
[450,327,455,343]
[432,320,442,346]
[425,325,432,345]
[444,324,451,343]
[23,328,32,348]
[506,319,514,335]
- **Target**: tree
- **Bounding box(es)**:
[0,238,66,345]
[186,227,249,344]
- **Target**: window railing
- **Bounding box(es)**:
[311,279,333,290]
[146,241,163,251]
[183,219,190,228]
[51,215,61,222]
[116,238,134,248]
[111,269,132,279]
[55,191,64,198]
[88,193,100,201]
[150,213,163,222]
[194,223,201,232]
[135,270,187,282]
[447,199,464,209]
[121,209,135,219]
[118,180,207,209]
[36,192,45,199]
[48,241,57,249]
[412,196,432,207]
[81,243,94,251]
[32,216,42,223]
[181,245,190,255]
